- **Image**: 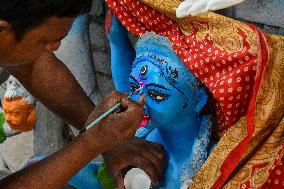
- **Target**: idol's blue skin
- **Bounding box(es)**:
[107,16,215,189]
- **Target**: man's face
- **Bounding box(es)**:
[0,16,74,67]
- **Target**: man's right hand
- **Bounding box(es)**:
[84,91,145,153]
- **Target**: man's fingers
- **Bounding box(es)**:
[114,172,125,189]
[107,91,128,103]
[121,98,144,116]
[149,144,166,163]
[120,97,130,109]
[140,145,166,184]
[117,178,126,189]
[138,161,161,186]
[125,157,161,186]
[137,95,146,106]
[140,150,165,184]
[104,139,166,188]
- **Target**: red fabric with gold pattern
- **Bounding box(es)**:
[106,0,258,130]
[261,144,284,189]
[236,144,284,189]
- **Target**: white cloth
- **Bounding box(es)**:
[176,0,245,18]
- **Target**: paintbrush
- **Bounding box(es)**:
[79,87,143,134]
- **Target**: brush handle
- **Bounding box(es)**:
[80,87,142,134]
[85,102,122,130]
[79,102,122,134]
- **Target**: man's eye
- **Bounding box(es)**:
[148,90,170,103]
[130,83,139,93]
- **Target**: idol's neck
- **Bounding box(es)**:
[158,114,200,164]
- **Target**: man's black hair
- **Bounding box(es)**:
[0,0,92,40]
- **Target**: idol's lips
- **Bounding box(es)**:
[138,114,150,128]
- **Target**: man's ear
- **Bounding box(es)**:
[0,20,13,36]
[194,87,208,113]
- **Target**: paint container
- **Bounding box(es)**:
[124,168,151,189]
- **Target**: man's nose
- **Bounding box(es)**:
[45,41,61,52]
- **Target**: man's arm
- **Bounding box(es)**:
[0,130,103,189]
[6,51,93,129]
[6,51,166,187]
[0,94,144,189]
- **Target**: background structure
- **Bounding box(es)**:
[0,0,283,176]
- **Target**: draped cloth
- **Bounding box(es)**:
[105,0,284,188]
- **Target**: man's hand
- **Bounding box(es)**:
[103,138,166,189]
[84,91,145,153]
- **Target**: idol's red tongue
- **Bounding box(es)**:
[138,114,150,128]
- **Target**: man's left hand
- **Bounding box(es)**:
[103,138,166,189]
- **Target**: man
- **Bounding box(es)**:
[0,0,165,188]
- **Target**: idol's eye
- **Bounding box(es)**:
[147,90,170,103]
[130,82,139,93]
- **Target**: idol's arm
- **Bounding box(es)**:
[106,12,135,93]
[5,51,94,130]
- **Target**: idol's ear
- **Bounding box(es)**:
[194,87,208,113]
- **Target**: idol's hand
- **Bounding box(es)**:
[176,0,245,18]
[84,91,145,153]
[103,138,166,189]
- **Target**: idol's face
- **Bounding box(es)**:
[129,59,199,130]
[3,97,36,131]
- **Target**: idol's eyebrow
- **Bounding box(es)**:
[145,83,170,91]
[129,75,139,84]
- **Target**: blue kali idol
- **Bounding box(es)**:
[108,16,216,189]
